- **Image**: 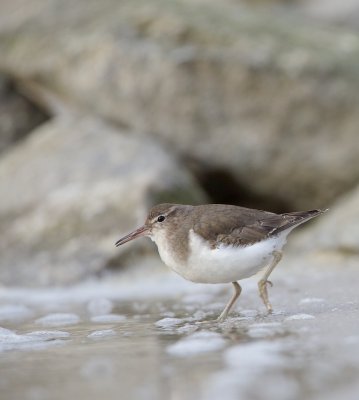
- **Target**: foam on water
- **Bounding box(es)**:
[155,317,184,328]
[0,327,28,344]
[285,314,315,321]
[176,324,199,335]
[0,326,69,352]
[87,329,117,339]
[91,314,126,323]
[167,331,226,356]
[299,297,325,305]
[35,313,80,327]
[25,331,71,340]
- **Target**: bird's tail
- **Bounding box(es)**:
[277,208,328,233]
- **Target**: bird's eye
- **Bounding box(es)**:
[157,215,166,222]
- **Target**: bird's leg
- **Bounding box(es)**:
[258,250,283,313]
[217,281,242,322]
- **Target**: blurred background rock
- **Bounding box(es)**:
[0,0,358,286]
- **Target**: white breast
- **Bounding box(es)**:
[151,229,184,274]
[153,229,291,284]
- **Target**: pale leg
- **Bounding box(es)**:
[258,250,283,312]
[217,281,242,322]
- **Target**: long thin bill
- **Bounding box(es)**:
[115,225,149,247]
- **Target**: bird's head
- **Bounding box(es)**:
[115,203,182,247]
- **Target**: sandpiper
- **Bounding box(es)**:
[115,204,325,321]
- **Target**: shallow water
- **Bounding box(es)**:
[1,264,359,400]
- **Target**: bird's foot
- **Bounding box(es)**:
[258,279,273,313]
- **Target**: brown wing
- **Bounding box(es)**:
[193,205,324,248]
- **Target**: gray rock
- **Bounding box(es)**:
[1,0,359,209]
[0,115,205,286]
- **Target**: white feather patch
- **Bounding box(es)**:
[152,227,293,284]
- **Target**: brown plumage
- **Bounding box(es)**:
[191,204,324,248]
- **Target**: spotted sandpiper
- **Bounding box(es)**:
[115,204,325,321]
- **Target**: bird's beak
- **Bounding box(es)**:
[115,225,149,247]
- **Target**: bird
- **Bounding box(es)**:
[115,203,325,321]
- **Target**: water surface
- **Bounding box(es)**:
[1,265,358,400]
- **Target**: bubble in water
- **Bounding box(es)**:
[91,314,126,323]
[35,313,80,327]
[155,317,184,329]
[87,329,117,339]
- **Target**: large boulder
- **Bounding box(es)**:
[0,115,205,286]
[1,0,359,210]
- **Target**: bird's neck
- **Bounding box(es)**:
[152,223,191,266]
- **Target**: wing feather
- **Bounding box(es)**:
[193,205,323,248]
